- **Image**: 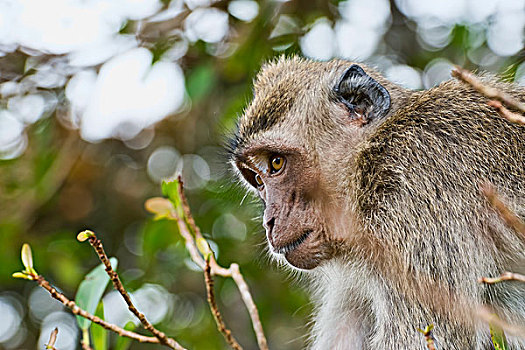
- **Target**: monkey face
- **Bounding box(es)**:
[234,146,335,269]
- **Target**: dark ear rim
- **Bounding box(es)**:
[334,65,367,94]
[334,64,391,124]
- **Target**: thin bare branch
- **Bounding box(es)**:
[173,178,269,350]
[204,259,243,350]
[33,275,165,344]
[80,341,93,350]
[169,202,207,270]
[229,263,268,349]
[452,66,525,114]
[80,329,93,350]
[479,271,525,284]
[482,183,525,239]
[487,100,525,125]
[46,327,58,350]
[84,233,185,350]
[177,179,231,276]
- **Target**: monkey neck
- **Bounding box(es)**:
[308,258,377,349]
[308,255,477,350]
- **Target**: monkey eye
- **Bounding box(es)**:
[269,155,285,174]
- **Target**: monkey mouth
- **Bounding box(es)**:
[273,230,312,255]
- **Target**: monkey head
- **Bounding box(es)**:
[230,57,404,270]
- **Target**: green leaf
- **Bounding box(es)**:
[21,243,33,270]
[91,302,107,350]
[19,243,37,276]
[490,319,508,350]
[12,272,32,280]
[114,321,136,350]
[161,179,184,218]
[75,258,118,330]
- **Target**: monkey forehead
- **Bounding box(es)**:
[235,57,348,149]
[234,127,310,159]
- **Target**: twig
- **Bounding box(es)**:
[479,271,525,284]
[81,341,93,350]
[228,263,267,350]
[481,183,525,239]
[452,66,525,114]
[477,307,525,338]
[487,100,525,125]
[46,327,58,350]
[81,329,93,350]
[168,201,207,270]
[33,274,165,344]
[177,179,231,276]
[174,179,269,350]
[417,324,436,350]
[204,259,243,350]
[83,233,185,350]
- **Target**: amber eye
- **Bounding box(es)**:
[270,155,285,174]
[254,174,264,188]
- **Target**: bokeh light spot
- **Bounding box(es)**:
[147,146,181,183]
[228,0,259,22]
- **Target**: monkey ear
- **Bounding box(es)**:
[334,65,391,125]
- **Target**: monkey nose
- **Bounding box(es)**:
[264,217,275,243]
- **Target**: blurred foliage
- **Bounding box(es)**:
[1,0,524,349]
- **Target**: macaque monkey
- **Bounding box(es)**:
[230,57,525,349]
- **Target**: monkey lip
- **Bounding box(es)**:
[273,230,312,255]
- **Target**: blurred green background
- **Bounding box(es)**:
[1,0,525,349]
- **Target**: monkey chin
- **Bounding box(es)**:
[284,249,321,270]
[275,231,333,270]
